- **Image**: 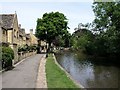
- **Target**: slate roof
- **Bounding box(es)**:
[0,14,15,29]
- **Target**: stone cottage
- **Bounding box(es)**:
[0,13,19,63]
[26,29,38,46]
[18,24,26,47]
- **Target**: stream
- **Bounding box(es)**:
[55,50,120,88]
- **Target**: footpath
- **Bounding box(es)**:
[1,54,46,88]
[36,54,47,88]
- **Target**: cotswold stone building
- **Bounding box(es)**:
[27,29,38,46]
[18,24,26,47]
[0,13,19,63]
[0,13,39,63]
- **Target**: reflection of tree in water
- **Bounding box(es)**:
[55,50,119,88]
[74,50,87,61]
[92,65,119,88]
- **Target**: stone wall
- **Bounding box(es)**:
[17,51,37,63]
[2,29,7,43]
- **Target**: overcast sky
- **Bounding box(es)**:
[0,2,95,34]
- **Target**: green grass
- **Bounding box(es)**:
[46,54,79,88]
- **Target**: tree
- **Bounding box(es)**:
[35,12,69,52]
[92,2,120,31]
[71,27,94,52]
[92,2,120,56]
[52,35,65,48]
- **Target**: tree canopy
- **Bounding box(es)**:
[71,2,120,58]
[92,2,120,55]
[35,12,69,47]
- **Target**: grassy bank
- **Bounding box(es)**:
[46,54,79,88]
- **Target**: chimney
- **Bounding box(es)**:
[30,29,33,34]
[19,24,21,29]
[21,28,25,32]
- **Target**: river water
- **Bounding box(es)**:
[55,50,120,88]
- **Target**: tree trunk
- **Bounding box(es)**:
[48,42,51,53]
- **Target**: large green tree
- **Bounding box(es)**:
[71,28,94,53]
[92,2,120,56]
[35,12,69,51]
[92,2,120,32]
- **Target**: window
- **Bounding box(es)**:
[14,29,16,37]
[17,31,19,38]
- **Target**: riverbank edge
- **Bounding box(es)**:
[52,53,84,88]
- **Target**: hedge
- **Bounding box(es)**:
[2,46,14,59]
[0,46,14,70]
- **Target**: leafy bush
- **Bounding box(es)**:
[2,46,14,59]
[31,45,37,51]
[18,46,27,52]
[1,46,14,69]
[18,47,22,52]
[18,45,37,52]
[2,53,12,69]
[18,45,29,52]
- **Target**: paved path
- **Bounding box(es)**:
[36,55,47,88]
[1,54,45,88]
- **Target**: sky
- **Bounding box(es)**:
[0,2,95,34]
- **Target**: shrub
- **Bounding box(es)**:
[18,45,37,53]
[18,47,23,52]
[18,46,27,52]
[2,53,12,69]
[18,45,29,52]
[2,46,14,59]
[27,45,37,52]
[31,45,37,51]
[1,46,14,69]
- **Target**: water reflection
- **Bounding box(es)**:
[56,51,119,88]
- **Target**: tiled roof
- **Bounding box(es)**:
[0,14,15,29]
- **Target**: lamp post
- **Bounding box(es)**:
[45,31,48,58]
